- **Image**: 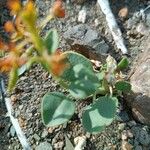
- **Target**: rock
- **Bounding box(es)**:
[121,130,128,141]
[74,136,86,150]
[126,41,150,125]
[121,141,133,150]
[94,19,99,27]
[136,23,149,36]
[78,9,87,23]
[19,104,24,110]
[33,133,40,141]
[131,126,150,146]
[135,145,142,150]
[127,121,136,127]
[63,24,109,62]
[126,130,133,138]
[35,141,52,150]
[10,126,16,137]
[138,129,150,146]
[145,9,150,28]
[126,11,143,29]
[118,7,128,19]
[116,111,130,122]
[118,123,125,131]
[71,0,86,4]
[53,141,64,149]
[41,130,48,138]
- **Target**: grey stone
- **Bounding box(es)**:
[118,123,125,131]
[145,9,150,28]
[139,130,150,146]
[63,24,109,62]
[53,141,64,149]
[116,111,130,122]
[10,126,16,137]
[19,104,24,110]
[33,133,40,141]
[35,141,52,150]
[70,0,86,4]
[135,145,142,150]
[126,43,150,125]
[131,126,150,146]
[41,130,48,138]
[127,121,136,127]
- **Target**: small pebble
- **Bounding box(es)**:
[121,141,133,150]
[78,9,87,23]
[94,18,99,27]
[139,129,150,146]
[118,123,125,131]
[41,130,48,138]
[35,141,52,150]
[10,126,16,137]
[127,130,133,138]
[121,130,128,141]
[136,23,149,35]
[118,7,128,19]
[127,121,136,127]
[53,141,64,149]
[33,134,40,141]
[135,145,143,150]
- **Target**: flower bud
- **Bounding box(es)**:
[4,21,15,33]
[52,0,65,18]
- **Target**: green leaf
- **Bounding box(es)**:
[68,64,99,99]
[82,96,118,133]
[41,92,75,127]
[96,71,105,81]
[64,135,74,150]
[44,29,59,54]
[117,57,129,71]
[69,79,99,99]
[60,51,93,82]
[18,64,27,76]
[115,81,131,92]
[8,67,19,92]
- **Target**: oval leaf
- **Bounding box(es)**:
[8,67,19,92]
[18,64,27,76]
[41,92,75,127]
[82,96,118,133]
[60,51,93,82]
[44,29,59,54]
[68,64,99,99]
[115,81,131,92]
[117,57,129,71]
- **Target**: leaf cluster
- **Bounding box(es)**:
[0,0,131,133]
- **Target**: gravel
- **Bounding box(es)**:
[0,0,150,149]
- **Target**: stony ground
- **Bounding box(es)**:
[0,0,150,150]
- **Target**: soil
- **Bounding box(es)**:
[0,0,150,150]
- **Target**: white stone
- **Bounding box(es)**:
[78,9,87,23]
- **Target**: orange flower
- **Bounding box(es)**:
[0,39,9,51]
[7,0,21,15]
[52,0,65,18]
[49,51,68,77]
[0,53,27,72]
[24,0,35,12]
[21,0,37,26]
[0,55,15,72]
[8,42,18,52]
[0,39,6,50]
[4,21,15,33]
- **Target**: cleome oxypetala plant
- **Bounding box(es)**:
[0,0,131,133]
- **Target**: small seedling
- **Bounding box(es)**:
[0,0,131,133]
